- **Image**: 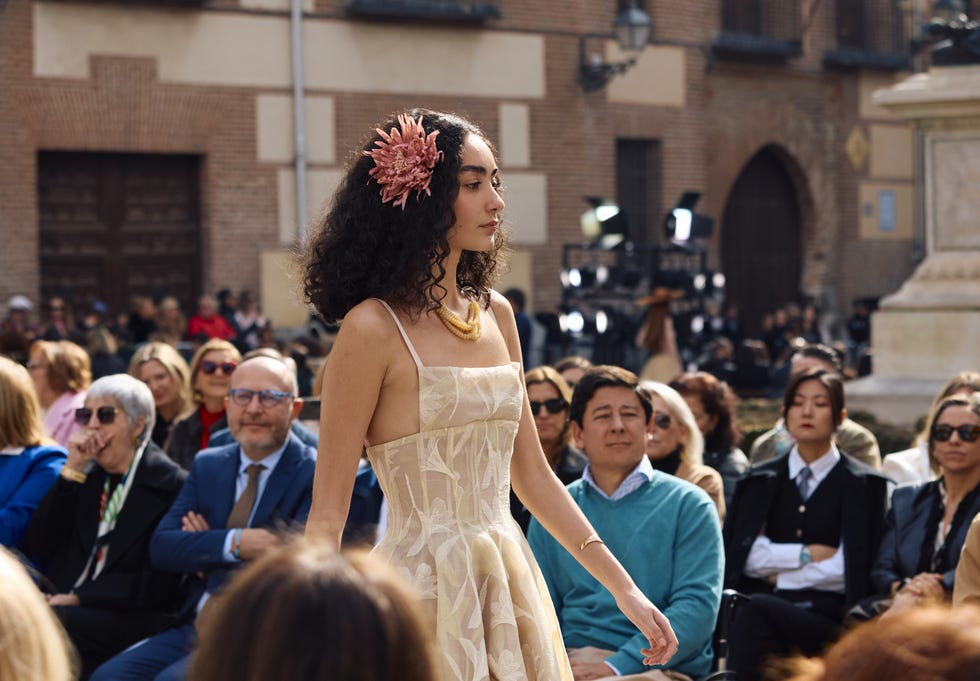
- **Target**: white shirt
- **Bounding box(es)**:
[744,445,846,593]
[582,456,654,501]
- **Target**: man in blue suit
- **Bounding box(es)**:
[91,356,316,681]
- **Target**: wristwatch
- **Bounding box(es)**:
[800,546,812,566]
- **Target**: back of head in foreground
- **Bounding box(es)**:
[775,604,980,681]
[188,540,438,681]
[0,547,74,681]
[302,109,507,322]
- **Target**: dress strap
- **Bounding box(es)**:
[373,299,423,369]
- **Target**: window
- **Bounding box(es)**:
[823,0,910,70]
[346,0,500,23]
[616,139,662,255]
[713,0,803,59]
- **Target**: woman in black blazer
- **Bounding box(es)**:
[26,373,187,679]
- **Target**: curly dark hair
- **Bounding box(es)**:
[669,371,743,453]
[302,109,508,322]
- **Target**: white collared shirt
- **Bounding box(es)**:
[582,456,654,501]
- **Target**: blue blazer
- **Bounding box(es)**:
[150,432,316,609]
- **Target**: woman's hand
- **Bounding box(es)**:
[47,593,80,607]
[616,586,678,666]
[65,429,113,473]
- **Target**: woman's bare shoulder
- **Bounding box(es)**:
[488,289,516,322]
[335,299,400,347]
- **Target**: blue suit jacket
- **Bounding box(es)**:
[150,432,316,613]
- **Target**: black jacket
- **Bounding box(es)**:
[871,479,980,594]
[723,453,888,608]
[166,410,227,471]
[25,443,187,612]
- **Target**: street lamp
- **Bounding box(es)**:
[579,1,653,92]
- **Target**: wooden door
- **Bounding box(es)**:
[38,152,202,316]
[720,147,801,338]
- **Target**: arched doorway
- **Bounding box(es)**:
[720,146,803,339]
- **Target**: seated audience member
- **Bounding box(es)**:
[166,339,242,470]
[780,605,980,681]
[723,368,888,681]
[867,393,980,618]
[669,372,749,508]
[528,366,722,681]
[188,542,437,681]
[511,366,586,532]
[28,339,92,448]
[0,357,66,548]
[554,355,592,392]
[127,296,158,345]
[152,297,187,347]
[0,294,36,365]
[955,513,980,608]
[87,327,127,380]
[90,355,316,681]
[639,380,726,521]
[699,337,737,386]
[186,294,235,342]
[24,374,187,678]
[130,342,195,450]
[503,287,532,368]
[37,296,73,342]
[750,343,881,469]
[0,546,75,681]
[883,371,980,487]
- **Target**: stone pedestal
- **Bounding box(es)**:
[847,65,980,426]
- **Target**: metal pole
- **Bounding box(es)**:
[291,0,310,243]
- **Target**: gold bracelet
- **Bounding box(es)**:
[60,467,88,484]
[580,533,605,551]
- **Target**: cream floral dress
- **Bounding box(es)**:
[368,301,573,681]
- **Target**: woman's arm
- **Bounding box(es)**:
[492,293,678,665]
[304,303,390,548]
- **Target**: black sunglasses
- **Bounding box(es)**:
[652,413,672,430]
[933,424,980,443]
[75,406,121,426]
[200,360,237,376]
[530,398,567,415]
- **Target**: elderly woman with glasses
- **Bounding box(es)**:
[27,339,92,448]
[510,366,586,532]
[24,373,187,679]
[866,392,980,617]
[166,338,242,470]
[0,356,67,548]
[638,380,726,520]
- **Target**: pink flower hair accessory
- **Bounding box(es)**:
[364,114,444,210]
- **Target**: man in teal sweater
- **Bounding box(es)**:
[528,365,723,680]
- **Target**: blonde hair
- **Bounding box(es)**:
[188,339,242,403]
[638,380,705,465]
[0,356,55,450]
[129,341,194,417]
[0,548,74,681]
[30,340,92,394]
[525,366,573,450]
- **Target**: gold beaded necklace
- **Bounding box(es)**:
[435,300,482,341]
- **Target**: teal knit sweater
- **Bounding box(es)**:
[527,471,723,677]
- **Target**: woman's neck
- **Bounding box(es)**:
[158,401,180,421]
[797,440,831,464]
[200,397,224,414]
[945,468,980,507]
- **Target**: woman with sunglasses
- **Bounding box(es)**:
[129,342,194,449]
[868,392,980,616]
[0,356,66,548]
[510,366,586,532]
[165,339,241,470]
[24,374,186,679]
[638,381,726,520]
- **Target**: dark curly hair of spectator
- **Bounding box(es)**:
[669,372,743,453]
[302,109,508,322]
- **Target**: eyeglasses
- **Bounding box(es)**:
[530,398,567,415]
[228,388,294,409]
[200,360,238,376]
[933,424,980,443]
[652,413,672,430]
[74,406,121,426]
